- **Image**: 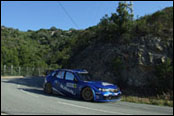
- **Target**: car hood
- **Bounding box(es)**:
[84,81,117,89]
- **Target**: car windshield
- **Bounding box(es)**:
[77,73,94,81]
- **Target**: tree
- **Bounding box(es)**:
[50,26,57,31]
[98,1,134,43]
[116,2,134,41]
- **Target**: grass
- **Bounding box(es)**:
[121,96,173,107]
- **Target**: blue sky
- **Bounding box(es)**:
[1,1,173,31]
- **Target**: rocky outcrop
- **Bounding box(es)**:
[70,35,173,88]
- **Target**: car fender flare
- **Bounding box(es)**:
[80,86,96,101]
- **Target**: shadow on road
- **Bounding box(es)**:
[2,76,104,103]
[18,87,87,102]
[20,88,107,104]
[2,76,44,88]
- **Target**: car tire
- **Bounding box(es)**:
[81,87,94,101]
[44,83,52,94]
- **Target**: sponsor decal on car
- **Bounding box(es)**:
[66,83,77,88]
[60,84,75,95]
[52,87,65,96]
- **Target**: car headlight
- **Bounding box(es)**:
[98,88,109,92]
[98,88,120,92]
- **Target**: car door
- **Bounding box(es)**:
[63,71,78,96]
[52,70,66,95]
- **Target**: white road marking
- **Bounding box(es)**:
[57,101,131,115]
[17,85,21,88]
[2,80,8,82]
[19,89,38,98]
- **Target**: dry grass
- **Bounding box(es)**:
[121,96,173,107]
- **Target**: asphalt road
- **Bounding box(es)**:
[1,77,173,115]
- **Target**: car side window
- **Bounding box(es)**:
[56,71,65,79]
[65,72,75,81]
[51,71,56,77]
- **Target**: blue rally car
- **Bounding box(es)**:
[43,69,121,102]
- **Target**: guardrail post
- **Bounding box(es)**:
[4,65,6,76]
[38,68,40,76]
[11,65,13,75]
[19,66,21,76]
[32,67,34,76]
[26,67,28,76]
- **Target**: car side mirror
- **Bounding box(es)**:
[74,78,78,83]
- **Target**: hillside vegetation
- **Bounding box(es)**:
[1,5,173,102]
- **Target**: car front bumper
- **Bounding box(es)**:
[94,91,122,102]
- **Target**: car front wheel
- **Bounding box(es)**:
[81,87,94,101]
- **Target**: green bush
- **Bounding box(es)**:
[112,56,124,75]
[155,58,173,93]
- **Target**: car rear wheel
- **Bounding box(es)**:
[44,83,52,94]
[81,87,94,101]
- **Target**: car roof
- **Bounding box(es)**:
[55,69,88,73]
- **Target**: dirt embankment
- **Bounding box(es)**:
[1,76,24,78]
